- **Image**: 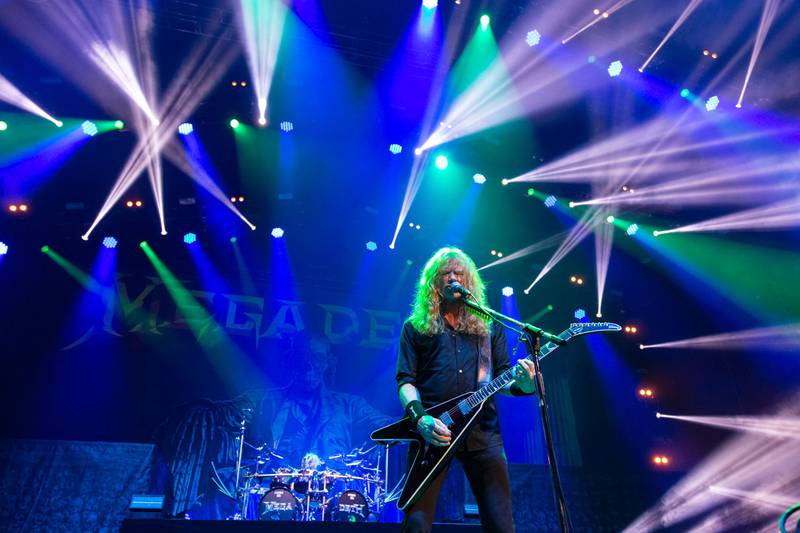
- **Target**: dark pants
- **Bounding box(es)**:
[400,444,515,533]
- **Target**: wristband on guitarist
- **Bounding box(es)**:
[405,400,427,427]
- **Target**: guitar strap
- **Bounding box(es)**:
[476,333,492,387]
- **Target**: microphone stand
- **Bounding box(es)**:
[461,295,572,533]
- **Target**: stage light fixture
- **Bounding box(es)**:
[102,237,118,249]
[711,52,718,59]
[577,278,584,285]
[135,200,143,207]
[606,215,615,223]
[178,123,194,135]
[602,11,609,18]
[435,155,448,170]
[491,250,497,256]
[280,121,294,132]
[0,121,8,131]
[0,242,7,255]
[544,195,557,207]
[526,30,541,47]
[230,237,237,243]
[414,148,423,156]
[527,188,536,197]
[126,201,133,208]
[574,309,586,320]
[55,121,63,128]
[271,227,285,238]
[422,0,438,9]
[114,120,125,129]
[409,222,415,228]
[81,121,98,137]
[230,118,240,129]
[570,275,577,282]
[705,96,720,111]
[231,81,238,87]
[593,8,601,15]
[238,196,245,202]
[473,173,486,184]
[415,224,421,230]
[18,204,28,212]
[680,88,691,98]
[389,144,403,155]
[608,60,623,77]
[626,223,639,236]
[241,81,247,87]
[41,245,49,253]
[501,286,514,297]
[497,252,503,257]
[184,233,197,244]
[501,179,509,186]
[139,241,147,249]
[703,50,709,56]
[258,117,267,126]
[624,325,638,334]
[480,14,490,30]
[366,241,377,251]
[652,455,670,466]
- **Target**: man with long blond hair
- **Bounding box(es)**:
[396,246,537,532]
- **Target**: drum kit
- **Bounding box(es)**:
[222,411,390,522]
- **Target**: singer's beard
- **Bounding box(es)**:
[441,289,464,309]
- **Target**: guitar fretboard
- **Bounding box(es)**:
[461,340,558,412]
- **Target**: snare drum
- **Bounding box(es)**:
[327,490,369,522]
[259,487,300,521]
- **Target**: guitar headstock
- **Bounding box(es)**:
[562,322,622,340]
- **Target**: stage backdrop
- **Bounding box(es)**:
[0,240,585,519]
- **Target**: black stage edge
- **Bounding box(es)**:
[121,520,480,532]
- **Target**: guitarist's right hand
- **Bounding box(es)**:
[416,415,452,446]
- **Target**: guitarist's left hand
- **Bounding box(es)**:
[513,359,537,394]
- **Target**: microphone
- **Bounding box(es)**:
[448,282,472,298]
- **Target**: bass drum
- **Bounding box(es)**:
[327,490,370,522]
[259,487,300,521]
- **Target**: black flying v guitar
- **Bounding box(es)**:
[371,321,621,511]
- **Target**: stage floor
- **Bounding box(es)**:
[121,520,480,532]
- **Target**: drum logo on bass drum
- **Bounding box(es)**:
[264,502,295,512]
[339,503,366,514]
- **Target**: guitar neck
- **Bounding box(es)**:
[460,322,621,411]
[463,340,559,410]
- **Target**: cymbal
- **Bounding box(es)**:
[325,474,371,481]
[246,471,301,478]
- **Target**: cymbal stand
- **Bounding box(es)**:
[233,411,248,519]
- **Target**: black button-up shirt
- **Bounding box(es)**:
[396,320,511,450]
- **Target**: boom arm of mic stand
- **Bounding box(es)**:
[462,297,567,346]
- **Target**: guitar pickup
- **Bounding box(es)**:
[457,401,470,416]
[440,412,454,426]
